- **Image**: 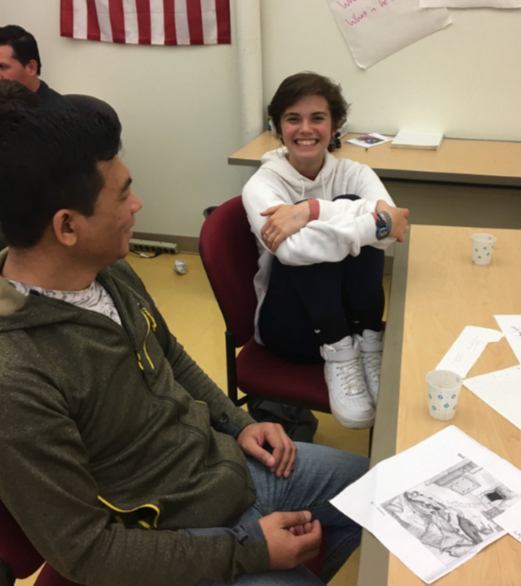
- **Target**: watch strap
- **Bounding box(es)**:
[377,210,392,233]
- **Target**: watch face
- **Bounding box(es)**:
[377,226,390,240]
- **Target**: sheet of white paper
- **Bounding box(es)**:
[326,0,451,69]
[331,426,521,584]
[421,0,520,7]
[346,133,392,148]
[436,326,503,378]
[494,315,521,364]
[464,365,521,430]
[496,500,521,544]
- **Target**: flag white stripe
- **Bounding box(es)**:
[174,0,191,45]
[72,0,88,39]
[95,0,113,42]
[201,0,217,45]
[150,0,165,45]
[66,0,230,45]
[122,0,139,44]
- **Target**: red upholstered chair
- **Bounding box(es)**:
[199,195,330,413]
[200,196,332,578]
[35,564,82,586]
[0,500,80,586]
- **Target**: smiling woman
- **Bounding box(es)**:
[279,94,333,177]
[242,72,409,430]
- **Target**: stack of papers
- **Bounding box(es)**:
[331,426,521,584]
[391,130,444,151]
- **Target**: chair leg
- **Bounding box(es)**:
[225,330,239,405]
[0,560,14,586]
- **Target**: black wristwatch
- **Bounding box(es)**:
[375,211,392,240]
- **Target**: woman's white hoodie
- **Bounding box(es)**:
[242,147,396,341]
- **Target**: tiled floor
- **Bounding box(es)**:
[17,252,390,586]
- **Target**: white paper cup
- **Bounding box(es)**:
[426,370,463,421]
[472,233,496,266]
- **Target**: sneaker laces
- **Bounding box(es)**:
[333,358,367,396]
[362,351,381,386]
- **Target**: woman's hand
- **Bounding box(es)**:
[375,200,410,242]
[260,202,311,252]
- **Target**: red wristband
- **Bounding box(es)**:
[308,199,320,221]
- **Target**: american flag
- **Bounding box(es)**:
[60,0,231,45]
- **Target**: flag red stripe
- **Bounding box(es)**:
[63,0,231,45]
[86,0,101,41]
[60,0,74,38]
[136,0,152,44]
[215,0,231,44]
[186,0,204,45]
[163,0,177,45]
[109,0,126,43]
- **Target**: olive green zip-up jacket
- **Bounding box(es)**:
[0,255,269,585]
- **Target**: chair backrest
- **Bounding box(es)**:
[199,196,259,347]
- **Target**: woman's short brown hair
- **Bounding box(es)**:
[268,72,349,135]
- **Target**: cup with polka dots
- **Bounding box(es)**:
[471,233,496,266]
[426,369,463,421]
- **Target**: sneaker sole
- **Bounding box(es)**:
[330,404,375,429]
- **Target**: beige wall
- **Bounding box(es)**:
[1,0,246,238]
[261,1,521,142]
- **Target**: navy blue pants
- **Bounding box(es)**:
[258,196,385,364]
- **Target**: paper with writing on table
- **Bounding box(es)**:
[330,426,521,584]
[494,315,521,364]
[464,365,521,430]
[435,326,503,378]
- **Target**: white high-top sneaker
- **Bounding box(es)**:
[354,330,383,406]
[320,336,375,429]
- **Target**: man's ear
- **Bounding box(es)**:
[25,59,39,78]
[52,210,79,247]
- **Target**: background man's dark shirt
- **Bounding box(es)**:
[36,80,70,110]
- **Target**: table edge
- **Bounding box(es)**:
[356,234,410,586]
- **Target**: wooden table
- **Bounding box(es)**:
[229,131,521,188]
[358,225,521,586]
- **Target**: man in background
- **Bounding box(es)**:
[0,24,69,109]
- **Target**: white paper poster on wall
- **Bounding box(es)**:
[326,0,452,69]
[420,0,521,8]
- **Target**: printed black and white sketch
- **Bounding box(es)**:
[381,458,520,566]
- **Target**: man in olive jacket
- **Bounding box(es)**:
[0,108,368,586]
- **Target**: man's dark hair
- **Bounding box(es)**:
[0,109,121,248]
[0,25,42,76]
[0,79,41,115]
[268,72,350,135]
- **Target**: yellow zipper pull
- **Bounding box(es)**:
[142,306,157,331]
